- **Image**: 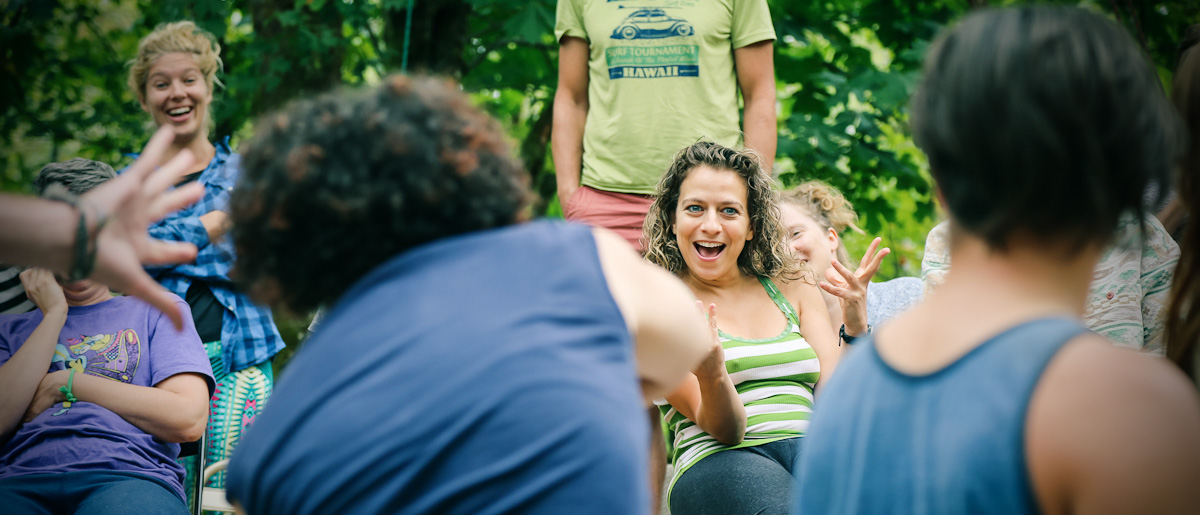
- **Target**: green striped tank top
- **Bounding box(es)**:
[658,276,820,496]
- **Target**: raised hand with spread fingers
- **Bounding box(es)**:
[820,236,890,339]
[0,126,202,329]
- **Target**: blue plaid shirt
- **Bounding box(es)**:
[135,138,285,374]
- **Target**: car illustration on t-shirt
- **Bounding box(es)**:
[610,8,693,40]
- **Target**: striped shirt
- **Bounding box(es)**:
[0,266,34,315]
[659,276,820,496]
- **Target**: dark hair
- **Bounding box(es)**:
[231,75,532,313]
[911,6,1182,252]
[35,158,117,196]
[643,141,803,280]
[1166,24,1200,379]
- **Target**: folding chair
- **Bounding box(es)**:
[199,459,235,513]
[178,435,206,515]
[180,433,235,514]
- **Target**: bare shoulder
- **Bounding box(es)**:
[592,227,639,262]
[592,227,692,327]
[591,228,641,328]
[591,228,710,401]
[1032,334,1200,422]
[1027,333,1200,514]
[772,270,822,307]
[592,227,646,289]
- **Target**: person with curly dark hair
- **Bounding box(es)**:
[642,141,838,515]
[222,75,713,514]
[794,7,1200,514]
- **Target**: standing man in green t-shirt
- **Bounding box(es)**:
[552,0,777,252]
[552,2,777,512]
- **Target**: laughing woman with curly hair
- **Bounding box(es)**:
[643,141,839,515]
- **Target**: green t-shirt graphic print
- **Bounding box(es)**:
[555,0,775,194]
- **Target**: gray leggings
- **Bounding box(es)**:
[669,437,801,515]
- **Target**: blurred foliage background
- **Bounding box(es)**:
[3,0,1196,368]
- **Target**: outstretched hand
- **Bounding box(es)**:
[693,301,727,381]
[83,126,204,329]
[820,237,889,336]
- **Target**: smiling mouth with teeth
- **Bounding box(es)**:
[168,107,193,116]
[694,242,725,258]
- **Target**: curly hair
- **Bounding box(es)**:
[127,21,223,103]
[780,181,863,268]
[643,141,802,280]
[230,75,532,314]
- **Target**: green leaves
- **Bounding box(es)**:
[770,0,963,278]
[3,0,1194,278]
[502,1,554,44]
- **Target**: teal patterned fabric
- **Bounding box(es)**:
[180,340,274,511]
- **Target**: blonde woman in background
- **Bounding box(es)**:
[126,21,285,497]
[779,181,921,345]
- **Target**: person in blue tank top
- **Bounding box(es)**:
[793,6,1200,515]
[642,142,840,515]
[220,75,717,514]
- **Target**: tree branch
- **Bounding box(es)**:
[361,18,389,77]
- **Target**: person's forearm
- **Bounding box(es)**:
[148,214,211,248]
[67,373,207,442]
[551,93,587,203]
[0,196,77,275]
[798,287,841,383]
[694,373,746,445]
[647,407,667,515]
[0,311,66,437]
[742,95,777,173]
[842,298,870,336]
[199,210,230,242]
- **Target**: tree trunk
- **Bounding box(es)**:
[382,0,470,76]
[521,99,556,215]
[246,0,345,118]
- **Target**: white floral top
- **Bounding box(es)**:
[921,215,1179,355]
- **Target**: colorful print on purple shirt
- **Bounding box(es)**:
[0,296,214,501]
